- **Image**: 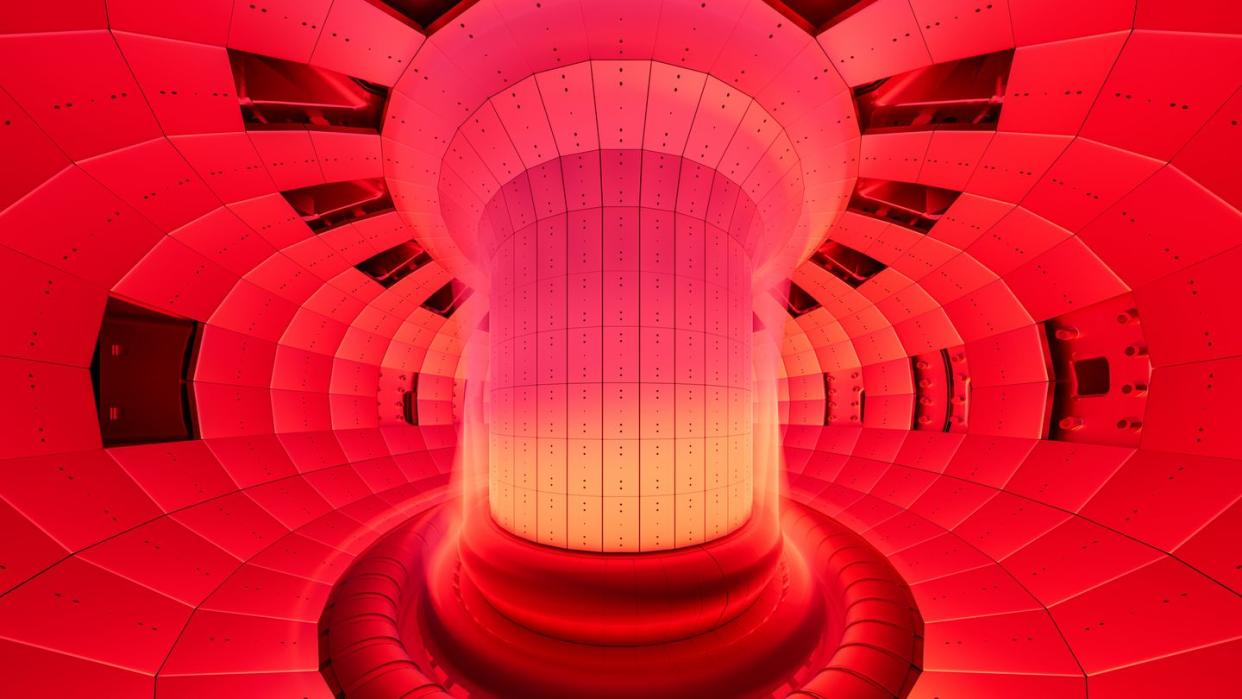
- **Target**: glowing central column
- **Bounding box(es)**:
[488,151,754,551]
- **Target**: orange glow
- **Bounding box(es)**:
[461,65,799,551]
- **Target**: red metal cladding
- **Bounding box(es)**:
[0,0,1239,697]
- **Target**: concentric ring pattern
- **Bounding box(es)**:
[0,1,1240,698]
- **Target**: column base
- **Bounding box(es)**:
[457,501,782,645]
[422,504,824,698]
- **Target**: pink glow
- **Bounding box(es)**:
[485,144,758,549]
[0,0,1238,697]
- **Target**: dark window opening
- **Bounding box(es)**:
[423,280,472,318]
[782,282,822,318]
[356,239,432,288]
[282,178,394,233]
[91,297,199,447]
[228,49,388,131]
[848,178,962,234]
[383,0,478,31]
[768,0,883,31]
[854,50,1014,134]
[1073,357,1111,396]
[402,373,420,425]
[822,372,832,425]
[810,240,887,287]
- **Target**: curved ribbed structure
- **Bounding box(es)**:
[0,1,1238,697]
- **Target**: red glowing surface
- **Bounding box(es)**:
[0,1,1240,697]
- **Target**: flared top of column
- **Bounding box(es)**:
[383,0,860,294]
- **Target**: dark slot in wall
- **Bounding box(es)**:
[822,372,832,424]
[1073,357,1112,396]
[422,280,473,318]
[855,49,1014,133]
[228,49,388,131]
[402,373,420,425]
[283,178,394,234]
[91,297,200,447]
[357,239,432,288]
[1045,293,1152,447]
[848,178,962,234]
[782,281,822,317]
[760,0,881,32]
[810,240,887,288]
[383,0,480,31]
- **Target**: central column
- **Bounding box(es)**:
[487,150,754,552]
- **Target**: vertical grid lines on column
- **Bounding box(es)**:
[724,175,750,537]
[674,72,713,549]
[488,182,520,538]
[487,156,755,552]
[482,64,764,551]
[594,69,605,554]
[471,62,790,551]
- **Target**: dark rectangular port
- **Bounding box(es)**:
[422,280,473,318]
[782,281,822,318]
[810,240,887,288]
[854,49,1014,133]
[282,178,394,233]
[356,239,432,288]
[402,373,420,425]
[761,0,881,32]
[229,49,388,131]
[1073,357,1111,396]
[822,372,832,424]
[382,0,479,31]
[91,297,199,447]
[847,178,962,234]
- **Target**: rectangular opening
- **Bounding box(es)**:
[1073,356,1111,396]
[765,0,882,32]
[282,178,394,233]
[356,239,432,288]
[810,240,887,287]
[91,297,199,447]
[382,0,479,31]
[228,49,388,131]
[422,279,472,318]
[402,373,419,425]
[855,49,1014,134]
[847,178,962,234]
[782,281,822,318]
[822,372,832,425]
